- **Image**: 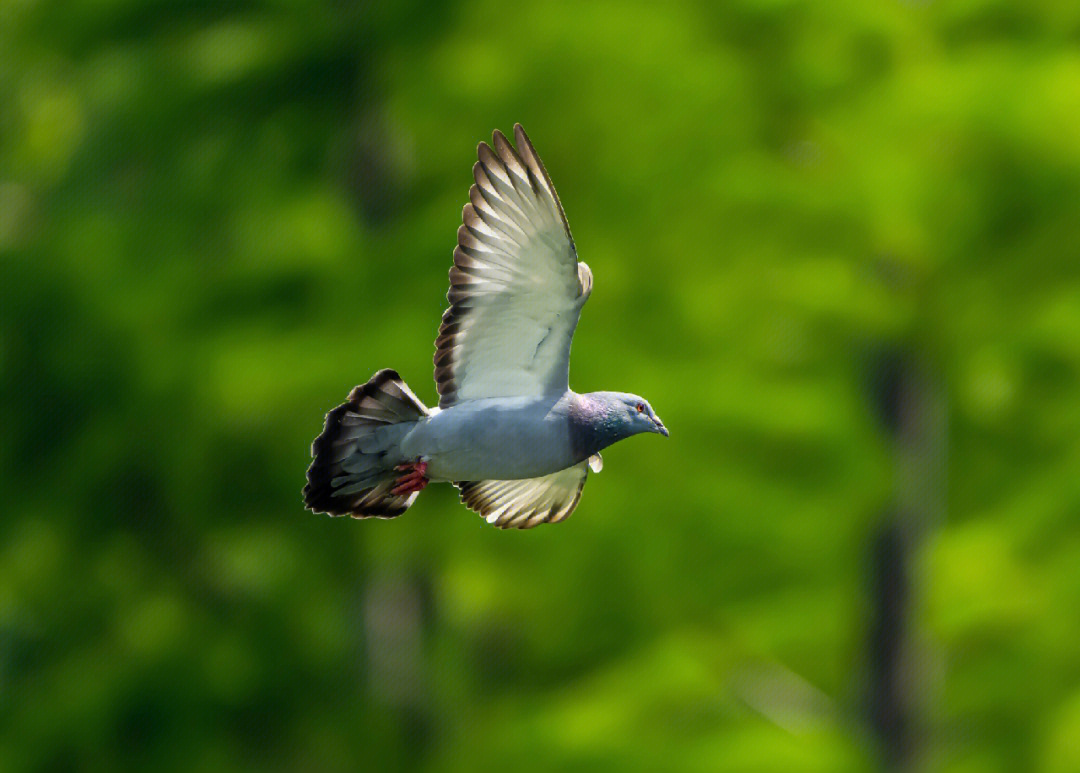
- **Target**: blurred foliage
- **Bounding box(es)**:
[3,0,1080,771]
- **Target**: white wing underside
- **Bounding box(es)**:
[434,124,592,408]
[455,461,591,529]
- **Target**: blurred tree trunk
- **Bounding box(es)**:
[866,347,946,770]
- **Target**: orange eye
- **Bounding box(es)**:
[636,403,645,413]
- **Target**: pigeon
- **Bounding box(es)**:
[303,124,667,529]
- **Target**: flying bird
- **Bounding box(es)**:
[303,124,667,528]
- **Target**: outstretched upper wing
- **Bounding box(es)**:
[434,124,593,408]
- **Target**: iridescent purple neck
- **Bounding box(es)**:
[568,392,640,460]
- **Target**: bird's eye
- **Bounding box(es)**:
[636,403,645,413]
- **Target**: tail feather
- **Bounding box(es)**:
[304,369,430,518]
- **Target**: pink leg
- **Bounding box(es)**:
[391,460,429,496]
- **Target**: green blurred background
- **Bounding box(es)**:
[3,1,1080,770]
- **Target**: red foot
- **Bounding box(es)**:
[391,460,429,496]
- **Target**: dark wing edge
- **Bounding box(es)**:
[511,123,576,252]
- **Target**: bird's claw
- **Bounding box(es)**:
[391,460,428,496]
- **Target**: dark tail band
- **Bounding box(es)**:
[303,369,430,518]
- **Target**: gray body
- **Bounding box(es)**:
[400,393,580,482]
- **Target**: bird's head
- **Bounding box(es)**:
[592,392,668,438]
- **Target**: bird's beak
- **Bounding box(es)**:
[652,416,669,437]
